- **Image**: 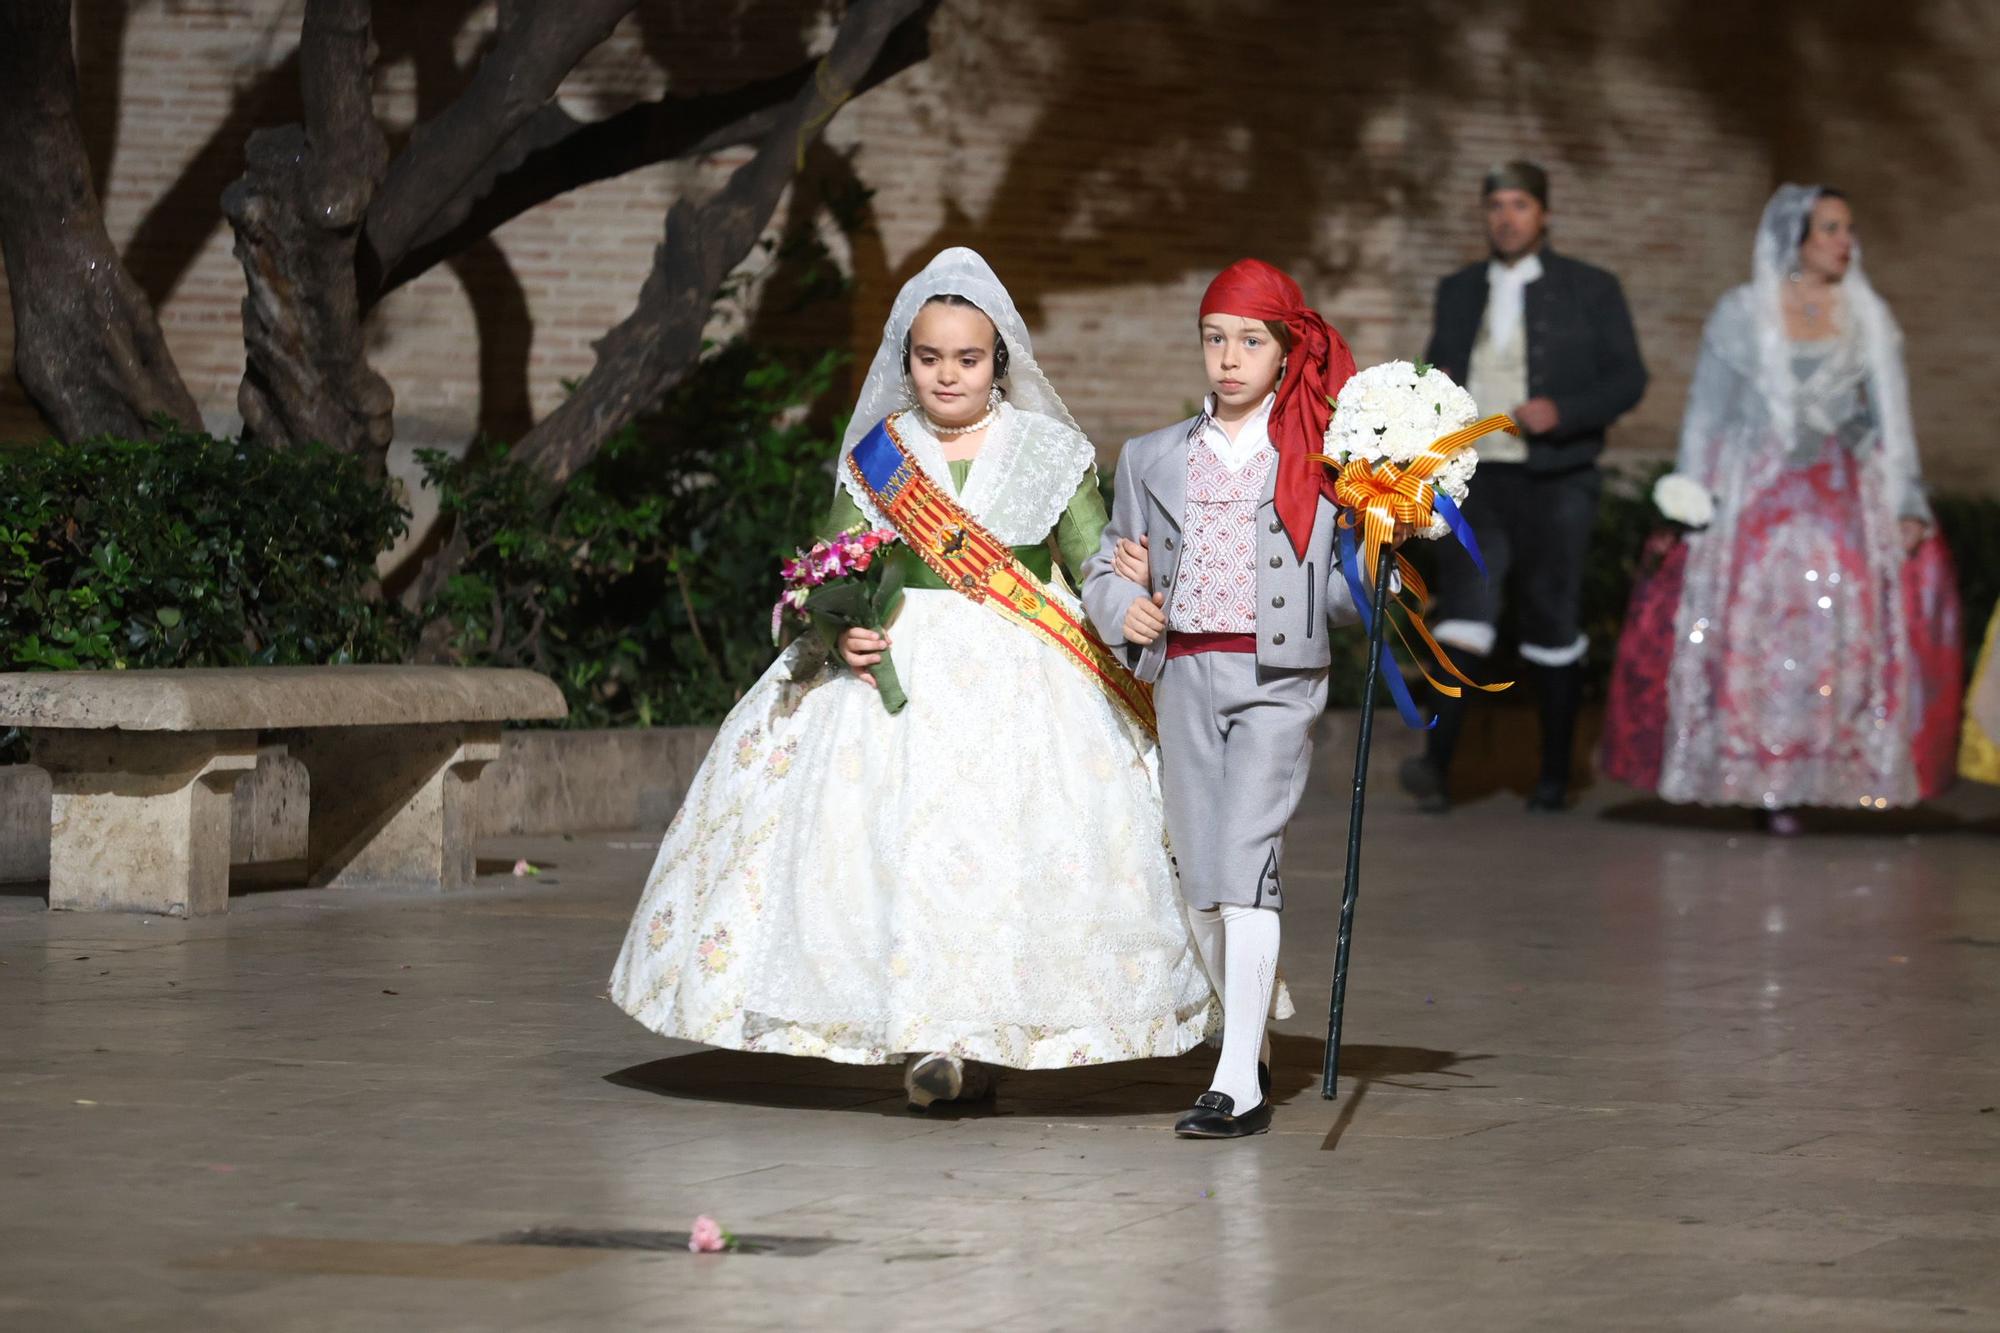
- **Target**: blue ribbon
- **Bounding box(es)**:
[1337,522,1431,730]
[1430,489,1487,578]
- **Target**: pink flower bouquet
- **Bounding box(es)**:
[771,525,908,714]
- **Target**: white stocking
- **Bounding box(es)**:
[1209,904,1280,1111]
[1189,907,1226,994]
[1191,906,1273,1065]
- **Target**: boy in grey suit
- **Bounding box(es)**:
[1082,259,1376,1139]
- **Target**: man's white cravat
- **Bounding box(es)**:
[1483,252,1544,351]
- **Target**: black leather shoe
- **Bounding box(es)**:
[1398,756,1450,814]
[1525,779,1568,812]
[1175,1090,1273,1139]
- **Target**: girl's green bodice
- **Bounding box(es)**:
[819,459,1108,587]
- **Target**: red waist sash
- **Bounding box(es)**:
[1165,631,1257,659]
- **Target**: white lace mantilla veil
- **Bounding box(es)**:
[835,247,1094,546]
[1682,183,1920,497]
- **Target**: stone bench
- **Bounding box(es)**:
[0,666,567,916]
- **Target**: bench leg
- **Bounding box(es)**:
[33,730,260,916]
[289,724,502,890]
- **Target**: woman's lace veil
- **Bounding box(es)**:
[835,247,1081,483]
[1748,184,1918,488]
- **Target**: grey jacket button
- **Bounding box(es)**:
[1269,555,1282,568]
[1271,595,1285,609]
[1268,519,1283,533]
[1272,632,1287,646]
[1163,536,1175,549]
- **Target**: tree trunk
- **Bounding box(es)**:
[221,0,394,470]
[0,0,199,440]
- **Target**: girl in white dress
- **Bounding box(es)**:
[609,248,1220,1108]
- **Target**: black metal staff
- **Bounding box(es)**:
[1322,551,1396,1100]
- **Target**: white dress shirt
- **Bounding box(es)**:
[1196,392,1277,472]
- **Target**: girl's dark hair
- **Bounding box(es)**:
[1801,187,1849,243]
[903,293,1009,384]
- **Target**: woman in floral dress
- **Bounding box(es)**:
[1601,187,1961,830]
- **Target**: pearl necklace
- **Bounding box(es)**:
[921,397,1000,437]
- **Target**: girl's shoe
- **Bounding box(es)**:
[904,1053,997,1111]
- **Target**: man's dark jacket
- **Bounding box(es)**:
[1423,247,1647,473]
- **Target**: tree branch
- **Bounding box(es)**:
[375,12,933,299]
[508,0,934,484]
[360,0,637,283]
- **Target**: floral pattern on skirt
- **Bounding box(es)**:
[1602,446,1961,806]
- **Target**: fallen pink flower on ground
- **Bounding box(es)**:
[688,1215,727,1253]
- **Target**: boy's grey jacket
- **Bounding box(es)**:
[1081,415,1363,685]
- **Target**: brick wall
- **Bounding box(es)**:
[4,0,1996,498]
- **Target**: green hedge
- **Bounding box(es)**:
[0,197,862,739]
[418,339,848,729]
[0,344,849,738]
[413,210,860,729]
[0,429,409,672]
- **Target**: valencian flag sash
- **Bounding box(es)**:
[847,415,1157,738]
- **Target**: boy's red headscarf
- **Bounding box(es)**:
[1198,258,1357,560]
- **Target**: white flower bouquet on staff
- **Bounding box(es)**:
[1304,355,1517,713]
[1308,358,1517,1104]
[1318,360,1485,541]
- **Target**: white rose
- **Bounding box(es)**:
[1652,472,1714,528]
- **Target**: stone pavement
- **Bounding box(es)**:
[4,762,1997,1332]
